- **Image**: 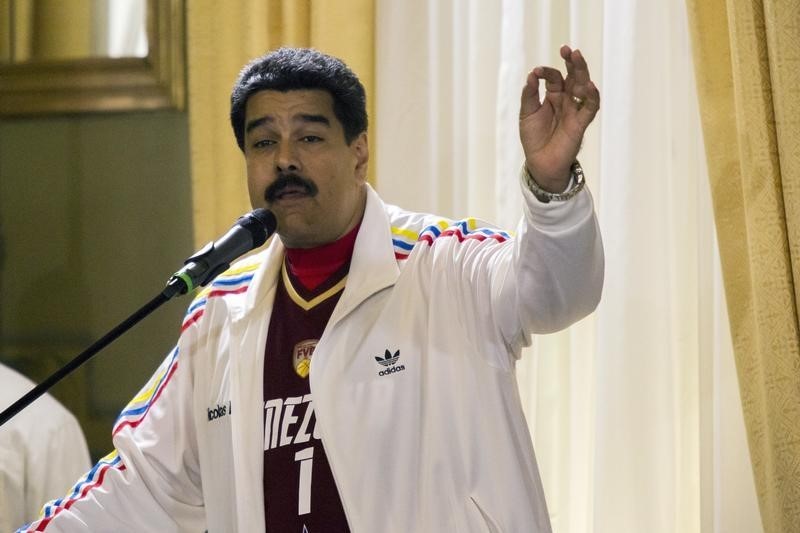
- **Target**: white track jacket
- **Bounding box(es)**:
[22,177,603,533]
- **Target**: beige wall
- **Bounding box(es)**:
[0,111,193,459]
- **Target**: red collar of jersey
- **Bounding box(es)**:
[284,222,361,291]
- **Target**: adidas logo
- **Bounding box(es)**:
[375,349,406,377]
[375,349,400,367]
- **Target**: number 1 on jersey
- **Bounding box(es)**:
[295,446,314,515]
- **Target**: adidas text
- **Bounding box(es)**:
[379,364,406,376]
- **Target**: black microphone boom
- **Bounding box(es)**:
[163,208,276,298]
[0,208,276,428]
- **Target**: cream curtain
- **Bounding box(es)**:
[186,0,374,247]
[375,0,761,531]
[686,0,800,531]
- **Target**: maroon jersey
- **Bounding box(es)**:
[263,260,351,533]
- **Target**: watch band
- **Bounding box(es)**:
[523,160,586,203]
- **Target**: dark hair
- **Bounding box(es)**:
[230,47,368,151]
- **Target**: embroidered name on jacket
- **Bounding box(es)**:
[376,349,405,376]
[207,401,232,421]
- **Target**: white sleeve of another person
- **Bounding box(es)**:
[0,363,91,530]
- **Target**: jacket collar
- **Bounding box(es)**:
[329,184,400,327]
[232,184,400,323]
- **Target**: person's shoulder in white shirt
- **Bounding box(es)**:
[0,362,91,532]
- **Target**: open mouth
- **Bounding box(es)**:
[274,185,311,201]
[266,174,318,203]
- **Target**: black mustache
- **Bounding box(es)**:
[265,173,319,203]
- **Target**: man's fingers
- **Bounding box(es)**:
[562,48,591,101]
[561,45,575,81]
[536,66,566,93]
[567,49,591,86]
[519,70,542,118]
[562,48,596,124]
[571,80,601,125]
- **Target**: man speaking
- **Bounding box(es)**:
[20,46,603,532]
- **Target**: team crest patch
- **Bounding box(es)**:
[293,339,317,378]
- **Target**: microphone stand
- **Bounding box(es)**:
[0,280,187,428]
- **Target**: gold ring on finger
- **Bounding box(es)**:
[571,95,585,106]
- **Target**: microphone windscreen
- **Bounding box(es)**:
[240,209,277,247]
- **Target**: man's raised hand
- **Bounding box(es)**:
[519,45,600,193]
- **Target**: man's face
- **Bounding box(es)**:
[244,89,368,248]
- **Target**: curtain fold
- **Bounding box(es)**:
[685,0,800,530]
[186,0,374,247]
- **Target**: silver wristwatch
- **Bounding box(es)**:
[522,160,586,203]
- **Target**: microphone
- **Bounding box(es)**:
[163,208,277,298]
